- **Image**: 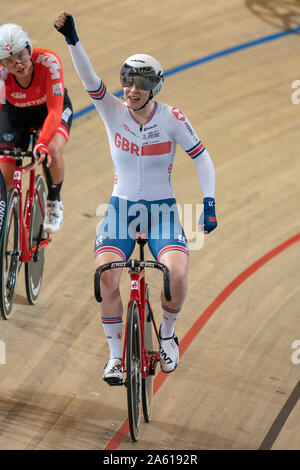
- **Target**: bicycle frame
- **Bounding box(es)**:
[121,262,160,379]
[94,239,171,381]
[1,137,49,264]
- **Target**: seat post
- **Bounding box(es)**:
[137,237,148,261]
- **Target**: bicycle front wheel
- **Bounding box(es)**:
[25,175,47,305]
[0,188,20,319]
[126,299,142,442]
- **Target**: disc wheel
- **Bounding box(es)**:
[25,175,47,305]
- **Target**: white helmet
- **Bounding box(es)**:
[0,23,32,60]
[120,53,164,98]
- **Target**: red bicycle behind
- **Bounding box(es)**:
[0,131,50,319]
[94,237,171,442]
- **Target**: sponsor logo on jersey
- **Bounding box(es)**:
[62,107,72,122]
[36,53,61,80]
[3,134,13,141]
[10,92,26,99]
[184,121,197,139]
[143,124,157,131]
[172,107,186,121]
[52,83,63,96]
[14,95,47,107]
[123,123,137,137]
[95,235,104,245]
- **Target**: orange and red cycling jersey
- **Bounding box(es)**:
[0,48,66,146]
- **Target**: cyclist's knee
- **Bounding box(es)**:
[160,251,189,282]
[0,162,14,191]
[169,267,188,290]
[48,144,63,163]
[95,252,123,294]
[48,134,66,162]
[100,269,121,295]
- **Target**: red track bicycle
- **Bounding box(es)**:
[0,131,50,319]
[94,237,171,441]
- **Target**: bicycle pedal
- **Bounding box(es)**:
[106,380,125,387]
[150,358,159,376]
[103,377,124,386]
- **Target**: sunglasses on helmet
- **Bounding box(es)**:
[120,64,162,91]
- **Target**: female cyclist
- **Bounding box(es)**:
[55,12,218,383]
[0,23,73,233]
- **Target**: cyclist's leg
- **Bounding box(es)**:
[94,197,135,376]
[0,107,30,190]
[148,198,189,312]
[47,90,73,199]
[95,250,124,328]
[47,132,66,190]
[0,160,14,192]
[148,198,189,371]
[159,250,189,312]
[43,90,73,233]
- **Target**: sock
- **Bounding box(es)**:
[101,316,123,359]
[160,304,180,338]
[47,180,63,201]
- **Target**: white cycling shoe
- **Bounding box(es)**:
[103,358,123,384]
[159,328,179,373]
[43,200,64,233]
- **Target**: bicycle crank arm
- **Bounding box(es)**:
[6,250,22,256]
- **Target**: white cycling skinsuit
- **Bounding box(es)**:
[68,42,216,260]
[68,42,215,201]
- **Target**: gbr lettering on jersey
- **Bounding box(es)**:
[85,78,207,201]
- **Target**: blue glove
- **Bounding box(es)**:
[200,197,217,234]
[54,15,79,45]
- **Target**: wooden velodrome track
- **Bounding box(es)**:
[0,0,299,451]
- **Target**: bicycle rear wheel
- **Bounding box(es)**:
[126,299,142,442]
[142,283,155,422]
[0,188,20,319]
[25,175,47,305]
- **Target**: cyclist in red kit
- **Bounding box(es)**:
[0,23,73,233]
